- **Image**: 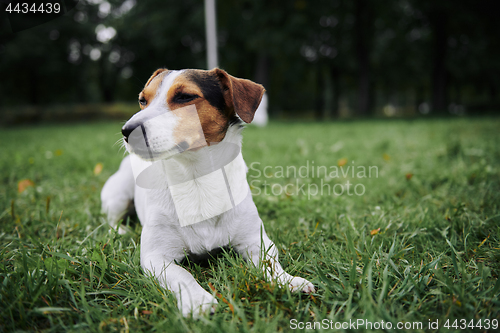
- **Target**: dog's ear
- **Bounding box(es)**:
[145,68,168,87]
[212,68,265,123]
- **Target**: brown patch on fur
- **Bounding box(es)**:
[168,72,230,146]
[194,99,229,144]
[211,68,265,123]
[139,69,169,109]
[171,105,208,150]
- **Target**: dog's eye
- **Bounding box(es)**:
[174,93,199,103]
[139,97,147,106]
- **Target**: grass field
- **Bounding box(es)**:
[1,118,499,332]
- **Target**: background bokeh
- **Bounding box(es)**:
[1,0,499,123]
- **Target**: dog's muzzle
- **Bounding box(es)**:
[122,121,141,143]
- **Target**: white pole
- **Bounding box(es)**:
[204,0,218,69]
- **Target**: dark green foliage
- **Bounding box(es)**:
[1,0,499,115]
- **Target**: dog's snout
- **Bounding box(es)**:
[122,122,140,142]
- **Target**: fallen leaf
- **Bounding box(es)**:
[18,179,34,193]
[383,153,391,161]
[94,163,103,175]
[405,173,413,180]
[55,149,63,156]
[338,158,348,167]
[142,310,152,315]
[370,228,381,236]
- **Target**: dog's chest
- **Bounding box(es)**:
[168,170,234,226]
[134,135,252,254]
[160,152,248,227]
[180,220,233,254]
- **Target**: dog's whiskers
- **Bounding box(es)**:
[113,135,128,155]
[113,138,122,147]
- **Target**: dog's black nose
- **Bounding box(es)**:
[122,122,141,142]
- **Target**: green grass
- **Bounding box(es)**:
[1,118,499,332]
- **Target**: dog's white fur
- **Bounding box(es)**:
[101,69,314,317]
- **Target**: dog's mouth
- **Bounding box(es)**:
[123,120,191,161]
[125,140,189,162]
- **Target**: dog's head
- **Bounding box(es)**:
[122,68,265,161]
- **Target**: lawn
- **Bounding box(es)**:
[1,118,499,332]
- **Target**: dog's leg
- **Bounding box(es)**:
[141,225,218,317]
[101,156,135,234]
[237,229,315,293]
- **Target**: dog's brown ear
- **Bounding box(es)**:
[145,68,168,87]
[212,68,265,123]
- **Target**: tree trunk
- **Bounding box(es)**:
[315,65,324,121]
[331,66,340,119]
[29,68,39,105]
[416,84,425,114]
[430,11,448,113]
[489,82,497,105]
[29,67,42,122]
[355,0,373,116]
[254,52,270,115]
[254,52,270,89]
[99,55,116,103]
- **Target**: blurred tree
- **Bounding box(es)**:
[0,0,499,118]
[354,0,373,116]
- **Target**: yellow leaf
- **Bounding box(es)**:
[383,153,391,161]
[55,149,63,156]
[337,158,348,167]
[370,228,381,236]
[18,179,34,193]
[94,163,103,175]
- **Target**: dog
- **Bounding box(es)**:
[101,68,315,317]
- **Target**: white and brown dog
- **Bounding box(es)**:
[101,68,315,317]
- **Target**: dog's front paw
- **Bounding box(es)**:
[288,276,316,293]
[178,290,218,318]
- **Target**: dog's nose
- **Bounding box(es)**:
[122,122,140,142]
